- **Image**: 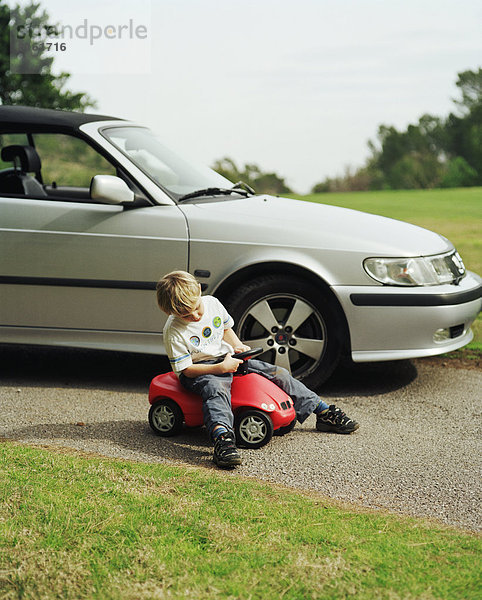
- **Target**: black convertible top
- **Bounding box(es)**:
[0,105,123,133]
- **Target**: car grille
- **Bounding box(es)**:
[449,324,465,338]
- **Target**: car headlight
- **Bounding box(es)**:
[363,251,466,286]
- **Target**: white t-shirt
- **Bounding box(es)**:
[163,295,235,374]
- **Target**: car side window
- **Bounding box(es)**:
[34,133,117,200]
[0,132,116,201]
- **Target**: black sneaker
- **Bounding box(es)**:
[213,433,242,468]
[316,405,359,434]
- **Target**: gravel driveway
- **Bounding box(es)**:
[1,346,480,531]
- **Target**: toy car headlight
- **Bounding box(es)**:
[363,251,465,286]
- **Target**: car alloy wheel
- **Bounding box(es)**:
[225,275,344,390]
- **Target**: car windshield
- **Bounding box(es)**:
[102,126,233,199]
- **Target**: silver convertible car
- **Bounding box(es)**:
[1,106,481,388]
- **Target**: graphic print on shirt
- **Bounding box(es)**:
[163,296,236,373]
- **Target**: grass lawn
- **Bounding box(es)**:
[0,442,480,600]
[292,187,482,350]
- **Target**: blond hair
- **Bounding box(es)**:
[156,270,201,316]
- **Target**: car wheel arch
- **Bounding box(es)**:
[213,261,350,349]
[213,262,352,388]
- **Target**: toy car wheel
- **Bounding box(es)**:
[235,409,274,449]
[274,417,297,436]
[148,399,183,437]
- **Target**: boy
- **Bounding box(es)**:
[156,271,359,468]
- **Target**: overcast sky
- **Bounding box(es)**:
[11,0,482,192]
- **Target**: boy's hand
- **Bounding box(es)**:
[234,344,251,353]
[220,353,243,373]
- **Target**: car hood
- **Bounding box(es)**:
[180,195,452,256]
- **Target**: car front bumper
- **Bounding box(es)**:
[333,271,482,362]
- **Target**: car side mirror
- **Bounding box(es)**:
[90,175,135,205]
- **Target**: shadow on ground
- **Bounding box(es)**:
[0,344,418,396]
[5,419,215,467]
[5,419,339,471]
[323,357,418,398]
[0,344,169,392]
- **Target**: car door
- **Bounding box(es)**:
[0,132,188,340]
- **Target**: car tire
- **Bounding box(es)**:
[225,274,344,390]
[148,398,184,437]
[235,409,274,449]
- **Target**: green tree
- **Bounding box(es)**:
[440,156,478,188]
[310,68,481,193]
[310,165,375,194]
[212,156,292,195]
[252,171,292,195]
[444,68,482,184]
[388,152,444,189]
[368,114,447,189]
[211,157,242,182]
[452,68,482,114]
[0,1,95,110]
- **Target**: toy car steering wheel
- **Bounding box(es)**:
[233,347,264,361]
[233,347,264,374]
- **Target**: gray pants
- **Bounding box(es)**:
[179,359,327,440]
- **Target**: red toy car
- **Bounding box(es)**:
[148,348,297,448]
